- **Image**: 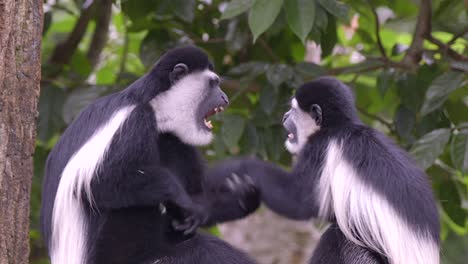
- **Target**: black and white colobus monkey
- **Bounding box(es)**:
[40,46,260,264]
[216,77,440,264]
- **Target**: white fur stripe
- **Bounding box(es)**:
[51,106,135,264]
[318,140,439,264]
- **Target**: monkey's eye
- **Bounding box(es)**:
[170,63,189,83]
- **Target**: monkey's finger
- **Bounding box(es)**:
[172,220,192,231]
[243,174,255,185]
[226,178,235,191]
[231,173,242,185]
[183,219,200,235]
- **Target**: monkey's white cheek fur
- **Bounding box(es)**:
[151,70,217,146]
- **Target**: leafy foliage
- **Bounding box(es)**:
[35,0,468,263]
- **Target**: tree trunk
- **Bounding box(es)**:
[0,0,42,263]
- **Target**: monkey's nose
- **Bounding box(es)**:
[222,94,229,105]
[282,112,290,123]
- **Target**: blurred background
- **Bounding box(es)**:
[33,0,467,263]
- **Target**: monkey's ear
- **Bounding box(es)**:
[170,63,189,84]
[310,104,322,126]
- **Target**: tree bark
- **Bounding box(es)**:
[0,0,42,263]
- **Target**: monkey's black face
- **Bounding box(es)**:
[282,110,298,144]
[283,98,321,154]
[196,75,229,132]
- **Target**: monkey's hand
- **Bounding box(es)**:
[225,173,261,213]
[172,203,209,235]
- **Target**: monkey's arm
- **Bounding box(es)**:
[90,165,206,234]
[91,165,196,210]
[207,158,318,220]
[192,166,261,226]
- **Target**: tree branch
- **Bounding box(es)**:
[367,0,387,59]
[86,0,113,69]
[357,106,394,132]
[447,26,468,46]
[427,34,468,62]
[258,38,280,63]
[402,0,432,67]
[48,2,96,68]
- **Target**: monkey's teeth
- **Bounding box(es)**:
[214,107,219,113]
[204,118,213,129]
[219,106,224,112]
[288,133,294,139]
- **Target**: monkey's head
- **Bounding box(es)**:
[150,46,229,146]
[283,77,359,154]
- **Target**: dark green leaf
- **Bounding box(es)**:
[248,0,284,42]
[37,85,66,142]
[228,62,268,77]
[394,104,415,141]
[266,125,286,161]
[139,29,176,68]
[222,114,246,148]
[171,0,196,23]
[320,15,337,58]
[284,0,316,43]
[121,0,158,22]
[376,70,395,97]
[318,0,349,20]
[442,189,468,229]
[294,62,327,78]
[410,128,451,169]
[43,11,52,36]
[314,5,328,33]
[421,71,464,116]
[62,86,107,124]
[266,64,294,87]
[70,51,92,77]
[221,0,254,20]
[451,127,468,174]
[260,86,279,114]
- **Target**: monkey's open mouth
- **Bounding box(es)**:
[283,121,298,143]
[203,106,225,130]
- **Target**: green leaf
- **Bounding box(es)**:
[376,70,395,97]
[221,0,254,20]
[222,114,246,148]
[260,87,279,114]
[171,0,196,23]
[420,71,464,116]
[139,29,176,68]
[70,51,92,77]
[43,11,52,36]
[394,104,415,141]
[451,127,468,174]
[248,0,284,42]
[320,15,337,58]
[314,5,328,32]
[266,64,294,87]
[284,0,316,43]
[294,62,327,78]
[410,128,451,169]
[318,0,349,20]
[62,86,107,124]
[122,0,158,22]
[228,61,268,77]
